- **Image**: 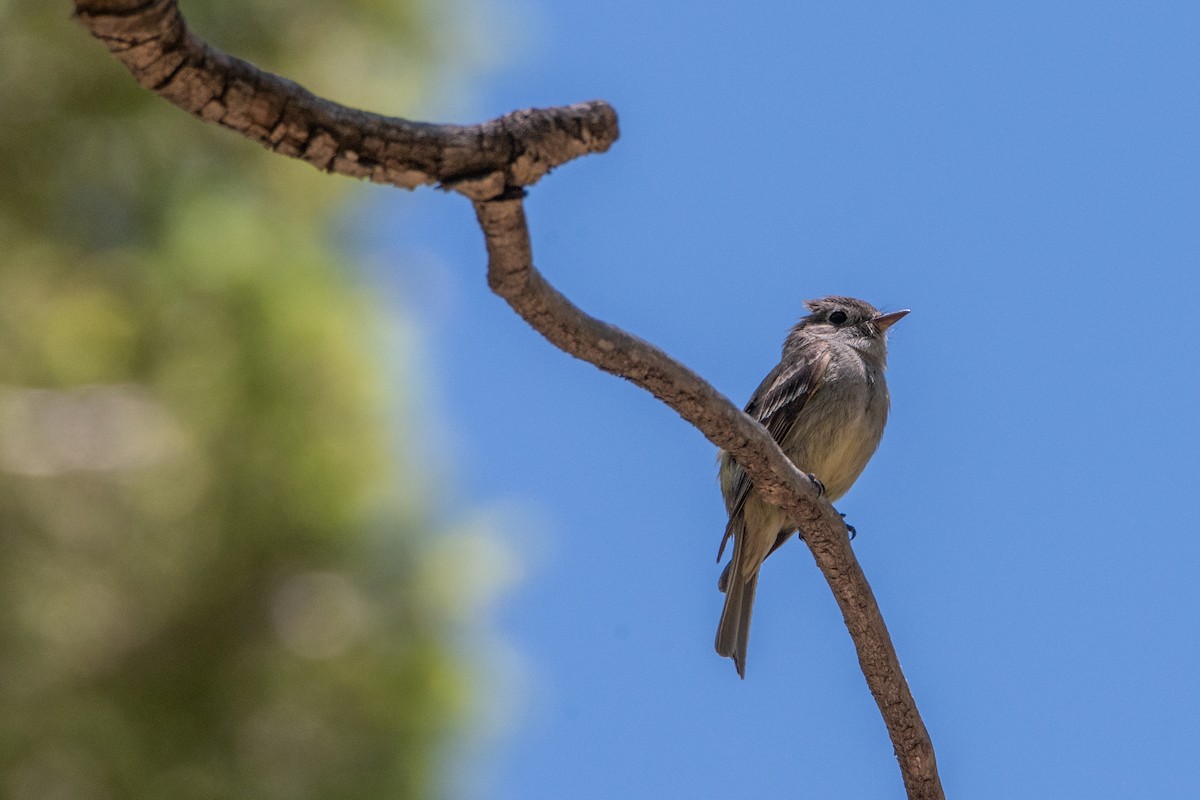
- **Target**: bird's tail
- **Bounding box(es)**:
[715,517,758,679]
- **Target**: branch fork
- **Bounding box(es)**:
[73,2,942,797]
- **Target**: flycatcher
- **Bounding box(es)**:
[715,296,908,677]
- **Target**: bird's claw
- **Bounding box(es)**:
[839,512,857,541]
[808,473,826,497]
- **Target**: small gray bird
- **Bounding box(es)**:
[715,296,908,678]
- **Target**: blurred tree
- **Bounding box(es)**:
[0,2,474,798]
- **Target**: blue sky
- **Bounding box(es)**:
[359,2,1200,797]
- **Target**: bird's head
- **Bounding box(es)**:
[790,296,909,363]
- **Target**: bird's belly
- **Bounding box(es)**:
[786,399,884,501]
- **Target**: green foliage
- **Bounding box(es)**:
[0,2,470,797]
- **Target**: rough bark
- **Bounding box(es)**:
[73,0,618,199]
[72,2,943,797]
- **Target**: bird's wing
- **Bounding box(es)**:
[752,342,833,440]
[718,341,832,559]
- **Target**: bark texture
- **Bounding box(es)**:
[73,2,943,797]
[73,0,618,199]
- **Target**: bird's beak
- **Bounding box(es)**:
[873,309,910,331]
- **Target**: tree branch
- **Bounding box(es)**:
[72,0,618,200]
[72,2,942,797]
[474,197,943,799]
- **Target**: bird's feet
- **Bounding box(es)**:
[808,473,826,497]
[839,512,857,541]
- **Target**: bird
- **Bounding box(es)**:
[715,296,908,677]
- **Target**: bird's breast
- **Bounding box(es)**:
[781,364,888,501]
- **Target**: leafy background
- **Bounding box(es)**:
[0,2,497,798]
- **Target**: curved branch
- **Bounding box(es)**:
[73,2,942,797]
[475,198,943,800]
[73,0,618,200]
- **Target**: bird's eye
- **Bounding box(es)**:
[829,311,848,325]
